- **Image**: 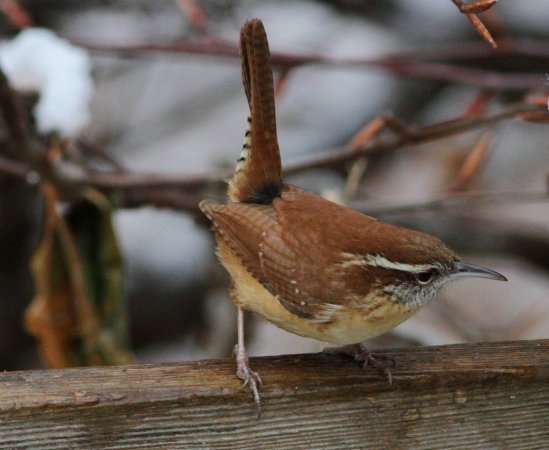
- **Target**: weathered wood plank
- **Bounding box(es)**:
[0,340,547,449]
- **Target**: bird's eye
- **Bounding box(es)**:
[415,270,435,284]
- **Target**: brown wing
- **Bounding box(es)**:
[200,191,371,322]
[228,19,282,204]
[200,195,354,322]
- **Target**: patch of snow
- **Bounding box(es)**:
[0,28,93,137]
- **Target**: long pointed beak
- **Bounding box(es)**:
[451,261,507,281]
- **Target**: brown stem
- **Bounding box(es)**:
[0,102,545,203]
[356,189,549,216]
[284,101,546,176]
[74,38,548,90]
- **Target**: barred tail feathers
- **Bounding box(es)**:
[228,19,282,204]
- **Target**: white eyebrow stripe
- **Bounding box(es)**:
[341,252,434,273]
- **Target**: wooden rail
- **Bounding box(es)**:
[0,340,547,449]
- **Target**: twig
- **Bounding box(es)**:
[463,90,495,117]
[77,37,549,63]
[0,102,545,200]
[344,115,412,200]
[283,101,547,176]
[0,156,30,179]
[77,139,127,172]
[0,0,31,28]
[174,0,208,28]
[80,169,227,191]
[450,131,494,192]
[347,115,413,151]
[77,39,240,60]
[0,70,33,159]
[0,62,546,216]
[451,0,498,48]
[383,38,547,61]
[374,60,536,90]
[357,189,549,216]
[74,38,549,91]
[114,189,204,216]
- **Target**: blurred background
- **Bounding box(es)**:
[0,0,548,370]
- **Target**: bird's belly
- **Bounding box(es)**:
[218,241,418,345]
[317,300,417,344]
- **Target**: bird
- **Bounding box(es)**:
[199,18,507,416]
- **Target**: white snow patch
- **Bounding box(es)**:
[0,28,93,137]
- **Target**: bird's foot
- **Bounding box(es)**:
[324,343,395,385]
[235,344,262,418]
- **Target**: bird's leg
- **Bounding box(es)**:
[324,343,395,385]
[234,307,262,417]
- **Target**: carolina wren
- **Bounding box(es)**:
[200,19,506,416]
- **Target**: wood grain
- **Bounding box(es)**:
[0,340,547,449]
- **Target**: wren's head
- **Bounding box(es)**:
[348,227,507,309]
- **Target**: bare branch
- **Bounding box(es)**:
[0,156,30,179]
[284,101,547,176]
[356,189,549,217]
[74,38,549,91]
[0,101,545,207]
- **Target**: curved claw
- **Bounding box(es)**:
[324,343,395,385]
[237,367,263,389]
[236,347,262,418]
[365,353,394,386]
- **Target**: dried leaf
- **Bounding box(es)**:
[25,184,74,368]
[25,184,132,367]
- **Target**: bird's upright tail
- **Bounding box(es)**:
[228,19,282,204]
